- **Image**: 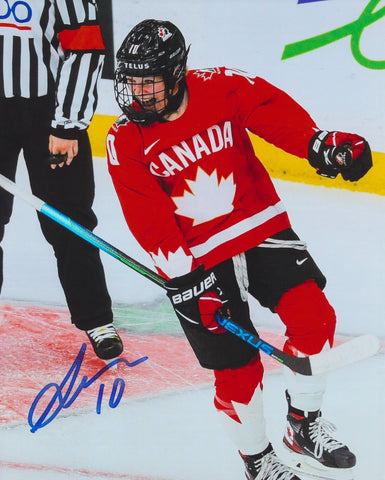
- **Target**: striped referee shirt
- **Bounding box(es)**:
[0,0,105,134]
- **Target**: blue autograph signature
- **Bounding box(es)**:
[28,343,148,433]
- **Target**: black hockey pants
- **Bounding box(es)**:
[0,96,112,330]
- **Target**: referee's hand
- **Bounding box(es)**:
[48,136,78,169]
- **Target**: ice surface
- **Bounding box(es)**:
[0,357,383,480]
[0,157,383,480]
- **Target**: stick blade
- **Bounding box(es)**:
[310,334,381,375]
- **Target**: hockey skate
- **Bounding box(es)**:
[86,323,123,360]
[283,392,355,480]
[240,443,303,480]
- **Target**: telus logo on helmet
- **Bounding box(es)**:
[127,63,150,70]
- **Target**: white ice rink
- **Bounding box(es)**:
[0,158,383,480]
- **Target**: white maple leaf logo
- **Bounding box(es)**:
[150,246,194,278]
[172,167,236,226]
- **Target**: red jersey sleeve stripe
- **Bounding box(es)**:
[58,25,105,52]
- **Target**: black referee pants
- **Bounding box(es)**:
[0,96,113,330]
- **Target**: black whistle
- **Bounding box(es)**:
[48,153,68,165]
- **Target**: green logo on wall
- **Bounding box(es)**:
[282,0,385,69]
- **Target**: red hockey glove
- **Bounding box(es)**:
[165,266,227,334]
[308,130,372,181]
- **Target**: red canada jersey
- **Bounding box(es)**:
[107,67,318,279]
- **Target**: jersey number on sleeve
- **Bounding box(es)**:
[224,68,255,85]
[106,133,120,165]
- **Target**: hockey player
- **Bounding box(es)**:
[0,1,122,360]
[107,19,372,480]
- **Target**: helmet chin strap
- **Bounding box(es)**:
[161,77,186,117]
[128,107,159,126]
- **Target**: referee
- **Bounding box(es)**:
[0,0,123,360]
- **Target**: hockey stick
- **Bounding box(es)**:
[0,173,380,375]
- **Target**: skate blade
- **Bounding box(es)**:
[283,446,356,480]
[102,357,120,371]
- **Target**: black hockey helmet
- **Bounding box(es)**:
[114,19,189,125]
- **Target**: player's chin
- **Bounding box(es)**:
[142,104,158,114]
[144,105,166,116]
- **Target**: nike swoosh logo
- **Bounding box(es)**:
[144,139,160,155]
[296,258,308,266]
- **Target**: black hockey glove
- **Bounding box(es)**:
[165,265,228,334]
[308,130,372,182]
